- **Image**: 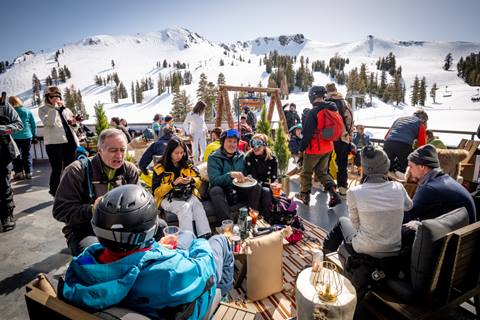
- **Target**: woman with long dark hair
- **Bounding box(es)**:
[183,101,208,163]
[152,137,211,237]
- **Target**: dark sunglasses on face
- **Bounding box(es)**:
[49,94,61,99]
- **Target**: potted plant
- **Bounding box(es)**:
[273,123,291,194]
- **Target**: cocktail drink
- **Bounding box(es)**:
[222,220,233,239]
[160,226,179,249]
[249,209,259,226]
[270,182,281,198]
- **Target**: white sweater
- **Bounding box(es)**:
[183,112,207,136]
[38,104,79,146]
[347,180,413,258]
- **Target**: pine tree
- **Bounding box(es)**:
[51,67,58,85]
[443,53,453,71]
[410,76,420,106]
[256,105,271,137]
[162,59,168,68]
[171,90,191,122]
[157,74,165,95]
[135,81,143,103]
[217,73,226,85]
[94,103,109,135]
[111,86,119,103]
[430,83,438,104]
[392,70,403,105]
[219,59,224,66]
[418,77,427,106]
[59,68,66,82]
[111,59,115,68]
[131,82,135,103]
[118,82,127,99]
[196,73,208,101]
[273,124,290,176]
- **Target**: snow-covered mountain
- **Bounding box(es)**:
[1,28,479,143]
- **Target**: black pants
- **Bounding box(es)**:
[13,138,32,174]
[334,140,350,189]
[45,143,77,195]
[383,140,412,173]
[208,184,262,226]
[0,142,14,219]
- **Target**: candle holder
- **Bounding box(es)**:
[311,261,343,303]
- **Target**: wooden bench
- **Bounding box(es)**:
[25,274,257,320]
[327,221,480,319]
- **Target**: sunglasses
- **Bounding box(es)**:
[49,94,61,99]
[251,139,266,149]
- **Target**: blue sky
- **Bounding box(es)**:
[1,0,479,61]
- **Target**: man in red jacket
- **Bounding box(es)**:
[296,86,341,208]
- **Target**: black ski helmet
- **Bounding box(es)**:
[92,185,158,252]
[308,86,327,104]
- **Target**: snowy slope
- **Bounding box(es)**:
[0,30,479,144]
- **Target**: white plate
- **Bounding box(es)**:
[232,178,257,188]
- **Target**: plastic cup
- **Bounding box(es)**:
[222,220,233,239]
[271,182,282,198]
[160,226,179,249]
[249,209,259,226]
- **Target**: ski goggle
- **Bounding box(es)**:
[221,128,240,140]
[251,139,267,149]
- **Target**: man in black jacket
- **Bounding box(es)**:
[0,92,24,231]
[53,128,156,255]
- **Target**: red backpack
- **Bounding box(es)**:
[316,108,344,141]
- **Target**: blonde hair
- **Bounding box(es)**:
[247,133,273,160]
[8,96,23,107]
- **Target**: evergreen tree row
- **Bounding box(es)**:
[171,90,192,122]
[410,75,427,106]
[47,65,71,86]
[195,72,225,121]
[110,82,128,103]
[0,61,10,74]
[376,52,397,76]
[63,85,87,116]
[457,52,480,86]
[94,72,120,87]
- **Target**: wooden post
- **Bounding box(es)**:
[223,90,235,128]
[267,93,276,121]
[215,90,224,128]
[275,91,289,134]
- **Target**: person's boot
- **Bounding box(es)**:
[25,172,32,179]
[13,172,24,181]
[1,213,16,232]
[295,192,310,206]
[327,187,342,208]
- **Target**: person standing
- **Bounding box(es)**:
[384,110,428,172]
[243,106,257,131]
[295,86,342,207]
[183,101,208,163]
[38,86,79,196]
[0,92,24,231]
[10,96,36,180]
[284,103,301,132]
[325,83,354,197]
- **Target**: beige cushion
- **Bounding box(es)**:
[245,230,284,301]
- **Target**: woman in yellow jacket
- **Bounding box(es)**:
[152,137,211,237]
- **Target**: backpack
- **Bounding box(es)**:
[316,108,344,141]
[75,146,96,203]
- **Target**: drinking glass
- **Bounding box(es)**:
[160,226,179,249]
[249,209,259,226]
[270,182,282,198]
[222,220,233,239]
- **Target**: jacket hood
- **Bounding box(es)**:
[62,242,176,309]
[326,92,345,100]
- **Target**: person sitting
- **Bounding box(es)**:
[138,125,174,175]
[204,127,222,162]
[152,137,211,238]
[151,113,163,140]
[413,129,446,150]
[53,128,142,256]
[235,114,253,138]
[352,124,371,176]
[61,184,233,319]
[403,144,476,224]
[288,123,302,160]
[110,117,132,143]
[323,145,413,258]
[207,129,262,226]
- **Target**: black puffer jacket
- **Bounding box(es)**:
[245,152,278,187]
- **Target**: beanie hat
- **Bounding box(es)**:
[361,145,390,176]
[308,86,327,104]
[407,144,439,168]
[326,83,337,93]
